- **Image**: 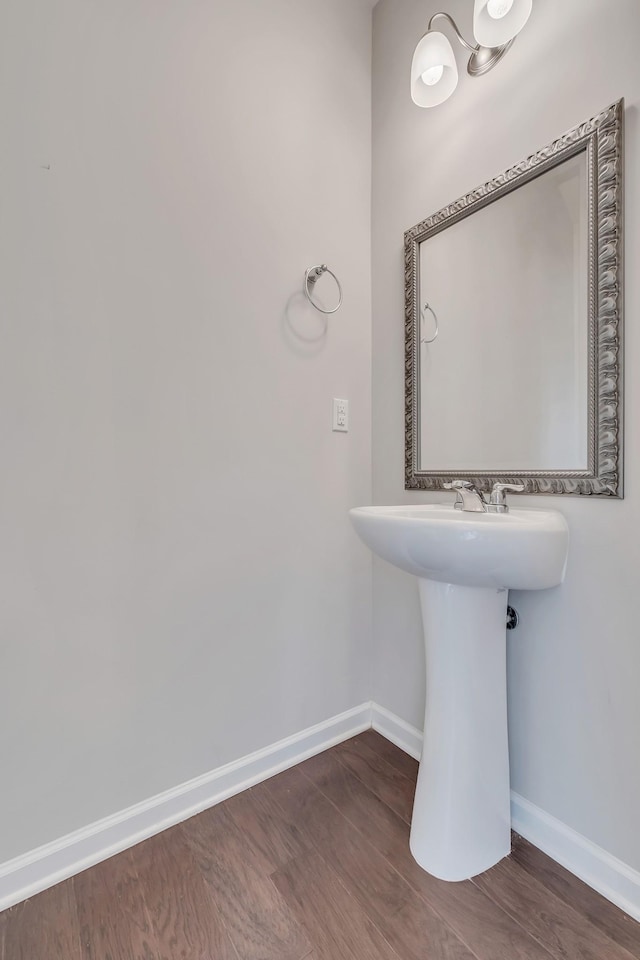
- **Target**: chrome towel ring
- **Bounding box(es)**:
[420,302,439,343]
[304,264,343,314]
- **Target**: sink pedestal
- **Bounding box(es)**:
[349,502,568,882]
[410,579,511,881]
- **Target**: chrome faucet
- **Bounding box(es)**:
[443,480,487,512]
[444,480,525,513]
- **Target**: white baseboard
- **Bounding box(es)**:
[371,704,640,923]
[4,701,639,925]
[511,792,640,922]
[0,702,371,912]
[371,702,422,760]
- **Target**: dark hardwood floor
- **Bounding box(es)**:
[1,730,639,959]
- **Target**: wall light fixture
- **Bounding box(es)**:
[411,0,532,107]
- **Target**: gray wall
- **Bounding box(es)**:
[372,0,640,870]
[0,0,373,863]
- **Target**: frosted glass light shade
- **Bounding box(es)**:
[411,31,458,108]
[473,0,532,47]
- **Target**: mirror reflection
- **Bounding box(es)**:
[418,152,588,472]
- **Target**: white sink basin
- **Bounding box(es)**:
[350,501,568,883]
[349,504,568,589]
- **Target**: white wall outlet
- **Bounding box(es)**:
[332,398,349,432]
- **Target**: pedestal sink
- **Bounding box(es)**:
[350,503,568,882]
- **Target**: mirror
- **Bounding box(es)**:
[404,100,623,497]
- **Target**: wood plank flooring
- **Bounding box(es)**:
[1,729,639,959]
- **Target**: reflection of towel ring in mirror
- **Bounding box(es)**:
[420,302,439,344]
[304,264,343,315]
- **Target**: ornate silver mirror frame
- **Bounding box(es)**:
[405,99,623,496]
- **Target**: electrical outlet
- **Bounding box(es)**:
[332,398,348,432]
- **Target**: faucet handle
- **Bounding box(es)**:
[443,480,472,490]
[488,482,525,512]
[491,482,525,497]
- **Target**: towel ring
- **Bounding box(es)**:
[420,302,439,344]
[304,264,343,315]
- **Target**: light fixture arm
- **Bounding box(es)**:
[426,12,477,54]
[424,9,517,79]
